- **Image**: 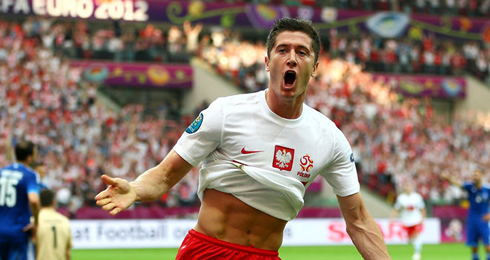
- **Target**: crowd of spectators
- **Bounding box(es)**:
[2,14,490,218]
[27,17,198,64]
[198,28,490,89]
[328,32,490,84]
[17,10,489,84]
[0,18,200,218]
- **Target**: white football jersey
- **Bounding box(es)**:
[173,90,359,221]
[394,192,425,227]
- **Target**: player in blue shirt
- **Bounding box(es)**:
[0,140,41,260]
[443,169,490,260]
[31,161,48,191]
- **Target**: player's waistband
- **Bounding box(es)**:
[187,229,279,257]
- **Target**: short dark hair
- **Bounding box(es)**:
[15,140,35,162]
[266,18,322,64]
[40,189,55,207]
[30,161,43,169]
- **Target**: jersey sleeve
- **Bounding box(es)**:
[25,171,39,195]
[462,182,472,192]
[173,98,224,166]
[320,128,360,197]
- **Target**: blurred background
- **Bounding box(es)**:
[1,0,489,249]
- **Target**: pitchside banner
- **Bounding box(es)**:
[69,61,193,88]
[70,218,440,249]
[372,74,466,99]
[1,1,488,42]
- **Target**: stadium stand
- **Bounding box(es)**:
[185,0,490,17]
[1,1,489,220]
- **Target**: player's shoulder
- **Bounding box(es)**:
[55,211,71,223]
[414,192,425,200]
[303,103,330,120]
[42,208,70,220]
[205,91,262,116]
[1,163,36,177]
[397,192,408,199]
[303,105,340,131]
[214,91,262,107]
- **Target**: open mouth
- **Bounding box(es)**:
[284,71,296,86]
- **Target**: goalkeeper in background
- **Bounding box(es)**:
[36,188,72,260]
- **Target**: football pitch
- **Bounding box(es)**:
[72,243,483,259]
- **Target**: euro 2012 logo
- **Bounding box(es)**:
[186,113,203,134]
[300,154,313,172]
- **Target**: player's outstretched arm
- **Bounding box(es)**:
[420,207,427,224]
[95,150,193,215]
[338,193,392,260]
[95,175,136,215]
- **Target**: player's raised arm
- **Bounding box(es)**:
[95,150,193,215]
[337,192,392,260]
[440,172,462,188]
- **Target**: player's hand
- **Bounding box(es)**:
[22,223,37,242]
[95,175,137,216]
[22,222,34,232]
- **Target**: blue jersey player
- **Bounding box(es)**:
[31,161,48,191]
[0,140,40,260]
[443,169,490,260]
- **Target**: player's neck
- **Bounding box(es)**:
[265,89,304,119]
[15,160,29,167]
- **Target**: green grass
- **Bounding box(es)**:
[72,243,485,259]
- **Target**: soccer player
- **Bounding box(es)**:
[442,169,490,260]
[27,161,48,260]
[36,188,72,260]
[31,161,48,190]
[95,18,391,260]
[390,182,426,260]
[0,140,40,260]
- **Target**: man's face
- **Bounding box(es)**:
[265,31,318,100]
[473,170,483,183]
[404,183,413,194]
[36,165,46,177]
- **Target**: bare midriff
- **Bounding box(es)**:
[193,189,287,250]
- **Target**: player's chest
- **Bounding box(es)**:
[471,189,490,203]
[400,197,418,210]
[221,129,333,184]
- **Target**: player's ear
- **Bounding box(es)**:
[265,56,270,72]
[311,61,319,77]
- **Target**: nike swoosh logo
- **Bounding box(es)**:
[241,147,263,154]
